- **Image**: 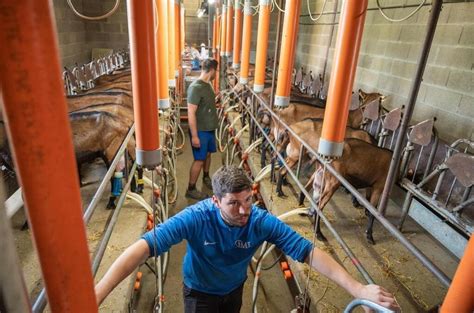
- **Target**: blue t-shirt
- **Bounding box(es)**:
[142,199,313,295]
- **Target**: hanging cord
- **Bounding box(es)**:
[150,170,162,313]
[272,0,285,13]
[376,0,427,22]
[67,0,120,21]
[306,0,329,22]
[252,5,260,15]
[302,162,327,312]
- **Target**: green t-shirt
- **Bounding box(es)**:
[187,79,218,131]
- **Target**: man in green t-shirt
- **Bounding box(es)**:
[186,59,219,200]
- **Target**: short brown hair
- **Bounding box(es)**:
[212,166,252,199]
[202,59,218,73]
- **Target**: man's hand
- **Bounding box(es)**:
[191,136,201,148]
[95,240,150,305]
[354,284,400,312]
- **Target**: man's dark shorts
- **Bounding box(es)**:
[190,130,217,161]
[183,283,243,313]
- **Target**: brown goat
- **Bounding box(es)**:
[276,118,375,198]
[67,91,133,113]
[308,138,392,244]
[94,70,131,85]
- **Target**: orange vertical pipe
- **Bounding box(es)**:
[253,0,271,93]
[225,0,234,57]
[232,0,243,69]
[215,13,221,51]
[155,0,170,109]
[239,0,253,85]
[441,236,474,313]
[174,0,181,73]
[212,15,217,54]
[220,5,227,57]
[318,0,368,157]
[275,0,301,107]
[180,6,185,57]
[168,0,176,88]
[128,0,161,165]
[0,1,98,312]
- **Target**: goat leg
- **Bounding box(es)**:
[365,214,376,245]
[276,169,287,198]
[315,214,327,242]
[136,167,144,194]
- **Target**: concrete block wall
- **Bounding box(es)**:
[83,0,129,54]
[291,0,473,142]
[52,0,89,69]
[183,0,209,47]
[52,0,129,69]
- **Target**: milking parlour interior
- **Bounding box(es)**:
[1,0,473,312]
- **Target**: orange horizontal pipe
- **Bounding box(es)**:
[441,237,474,313]
[239,0,253,84]
[275,0,301,107]
[253,0,271,93]
[232,1,243,68]
[155,0,170,109]
[0,1,98,312]
[319,0,368,157]
[225,1,234,57]
[168,0,176,87]
[129,0,160,152]
[220,5,227,57]
[174,1,181,69]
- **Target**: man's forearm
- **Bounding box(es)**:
[188,108,198,138]
[95,240,150,305]
[306,247,363,298]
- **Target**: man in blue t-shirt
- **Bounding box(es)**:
[95,166,399,312]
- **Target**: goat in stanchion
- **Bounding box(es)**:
[309,138,392,245]
[276,118,375,198]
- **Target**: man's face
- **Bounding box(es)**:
[212,189,253,227]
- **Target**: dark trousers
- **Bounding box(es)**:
[183,283,244,313]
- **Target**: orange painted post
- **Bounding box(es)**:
[215,13,221,52]
[232,0,243,69]
[274,0,301,108]
[174,0,181,76]
[212,15,217,55]
[239,0,253,85]
[128,0,161,166]
[441,236,474,313]
[253,0,271,93]
[168,0,176,88]
[318,0,368,157]
[0,1,98,312]
[225,0,234,58]
[155,0,170,109]
[180,5,185,60]
[220,4,227,57]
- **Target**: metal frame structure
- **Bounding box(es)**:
[227,75,451,288]
[31,125,136,312]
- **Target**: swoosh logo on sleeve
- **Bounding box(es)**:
[204,240,216,246]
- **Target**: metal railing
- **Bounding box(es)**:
[63,51,129,96]
[230,81,451,287]
[32,125,136,312]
